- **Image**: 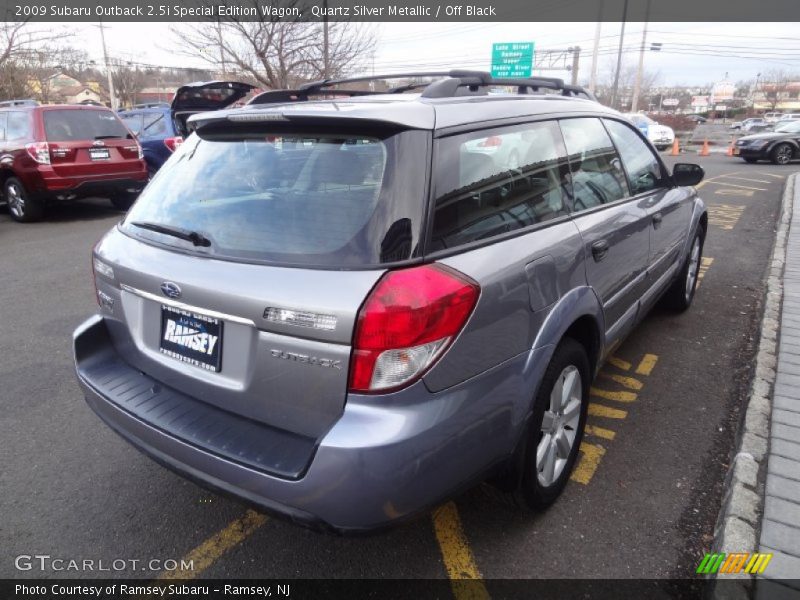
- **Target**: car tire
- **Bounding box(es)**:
[110,193,137,211]
[770,143,794,165]
[513,337,590,510]
[146,162,158,180]
[662,228,704,312]
[4,177,44,222]
[743,158,758,164]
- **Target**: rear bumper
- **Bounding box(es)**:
[41,175,147,200]
[74,315,546,532]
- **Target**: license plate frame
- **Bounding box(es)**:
[89,148,111,161]
[159,305,223,372]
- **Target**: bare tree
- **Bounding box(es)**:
[759,70,799,111]
[0,19,70,70]
[111,62,148,108]
[171,4,376,89]
[591,57,659,109]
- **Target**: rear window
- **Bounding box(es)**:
[120,114,143,135]
[43,109,130,142]
[122,128,429,267]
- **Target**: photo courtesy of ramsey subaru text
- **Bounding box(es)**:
[0,102,147,221]
[73,70,708,532]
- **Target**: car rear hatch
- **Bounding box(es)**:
[170,81,255,136]
[43,108,142,178]
[93,119,431,446]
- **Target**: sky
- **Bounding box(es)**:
[50,21,800,87]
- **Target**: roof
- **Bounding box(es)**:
[190,93,617,132]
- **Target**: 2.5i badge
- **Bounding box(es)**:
[159,305,223,372]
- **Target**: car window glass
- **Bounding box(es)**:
[43,109,129,141]
[5,111,30,140]
[142,113,167,136]
[120,114,143,135]
[560,118,629,212]
[603,119,665,195]
[431,120,570,250]
[0,113,6,141]
[123,129,430,267]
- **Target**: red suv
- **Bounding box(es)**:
[0,103,147,222]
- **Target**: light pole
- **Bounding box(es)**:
[610,0,629,110]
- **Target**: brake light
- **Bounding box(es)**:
[349,264,479,393]
[478,136,503,148]
[164,136,183,152]
[25,142,50,164]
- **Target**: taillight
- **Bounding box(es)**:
[25,142,50,164]
[349,264,479,393]
[478,136,503,148]
[164,136,183,152]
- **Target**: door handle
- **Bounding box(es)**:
[591,240,609,262]
[652,213,663,229]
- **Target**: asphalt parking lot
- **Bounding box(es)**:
[0,154,792,588]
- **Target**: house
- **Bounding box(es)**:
[56,85,107,105]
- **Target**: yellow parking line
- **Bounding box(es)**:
[588,403,627,419]
[606,356,632,371]
[635,354,659,376]
[703,180,767,192]
[590,387,637,403]
[157,510,268,580]
[432,502,490,600]
[597,372,643,390]
[570,442,606,484]
[585,424,616,440]
[720,175,772,184]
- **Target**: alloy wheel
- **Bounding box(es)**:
[537,365,582,487]
[6,181,25,219]
[685,236,701,301]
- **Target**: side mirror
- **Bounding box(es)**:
[673,163,705,187]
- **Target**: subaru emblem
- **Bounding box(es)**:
[92,140,106,147]
[160,282,182,299]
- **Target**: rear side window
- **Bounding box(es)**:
[603,119,666,195]
[431,120,570,250]
[560,118,629,212]
[6,111,31,140]
[0,113,6,141]
[43,109,129,142]
[123,129,429,267]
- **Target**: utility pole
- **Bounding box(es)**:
[95,19,117,110]
[217,22,226,78]
[588,0,604,94]
[570,46,581,86]
[609,0,629,110]
[631,0,652,113]
[322,0,329,79]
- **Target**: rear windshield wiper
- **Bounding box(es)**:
[129,221,212,247]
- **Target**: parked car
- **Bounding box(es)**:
[742,117,769,132]
[74,70,707,532]
[118,81,254,176]
[763,112,785,123]
[622,112,676,150]
[687,115,707,123]
[0,103,147,222]
[776,113,800,124]
[734,119,800,164]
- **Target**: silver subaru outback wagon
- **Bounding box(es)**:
[73,71,707,532]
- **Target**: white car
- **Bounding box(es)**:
[764,112,785,124]
[623,113,676,151]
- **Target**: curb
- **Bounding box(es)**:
[711,172,796,596]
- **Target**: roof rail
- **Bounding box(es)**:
[0,99,40,107]
[247,69,595,106]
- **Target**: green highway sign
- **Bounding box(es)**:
[491,42,535,78]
